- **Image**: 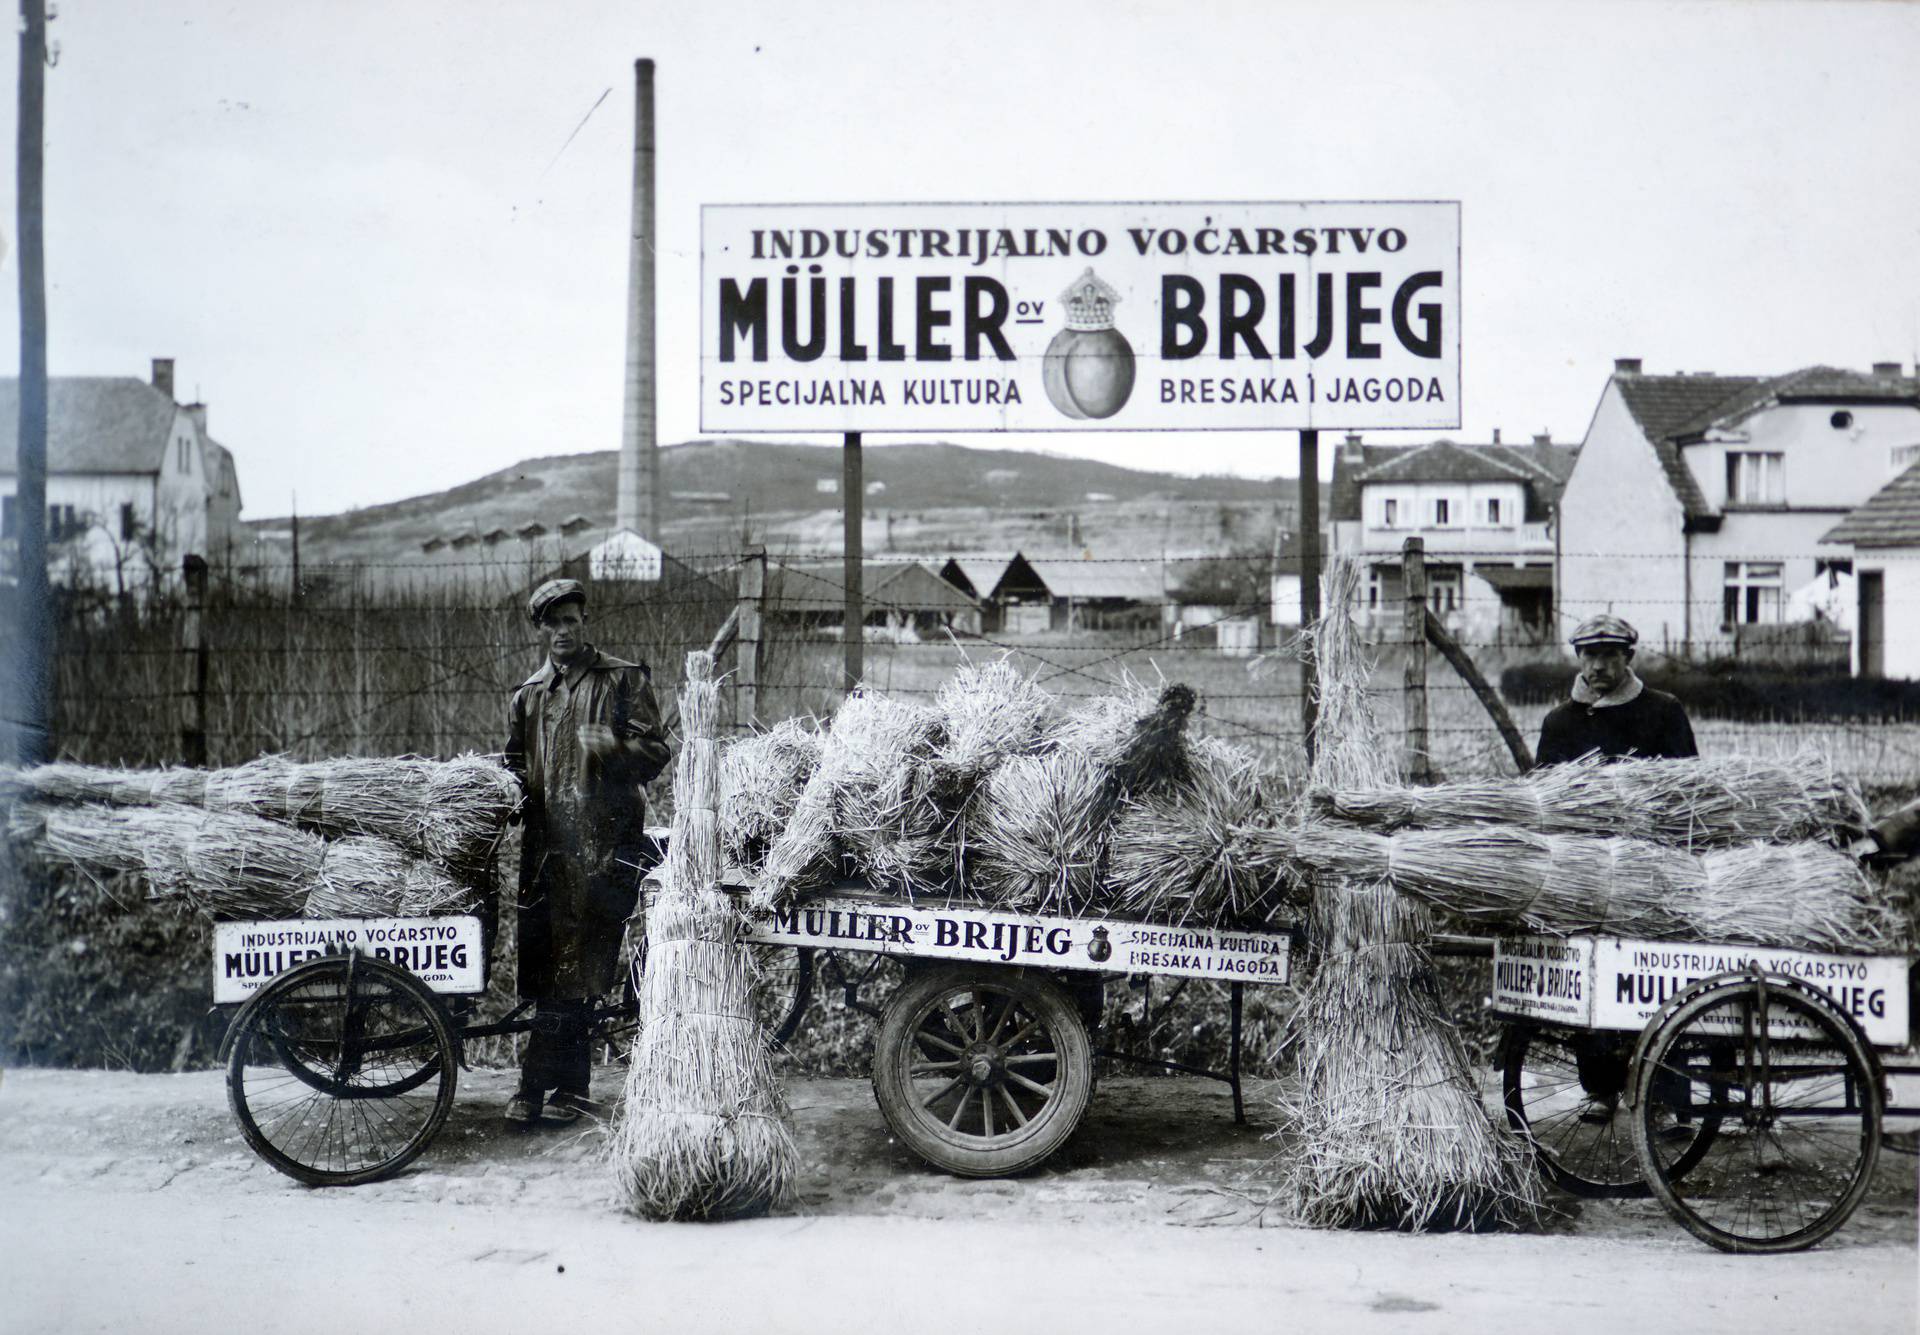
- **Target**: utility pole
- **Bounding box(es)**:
[10,0,51,764]
[843,432,863,692]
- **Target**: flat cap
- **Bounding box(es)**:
[1569,613,1637,649]
[527,577,587,624]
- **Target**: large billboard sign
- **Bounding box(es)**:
[700,201,1459,434]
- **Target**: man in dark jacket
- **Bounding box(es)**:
[1535,614,1697,768]
[502,578,671,1126]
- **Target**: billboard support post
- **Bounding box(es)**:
[843,432,863,693]
[1298,429,1321,764]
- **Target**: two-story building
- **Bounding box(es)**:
[1327,432,1578,641]
[0,359,243,594]
[1557,360,1920,657]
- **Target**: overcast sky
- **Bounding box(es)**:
[2,0,1917,517]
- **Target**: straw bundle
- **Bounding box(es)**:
[1276,558,1538,1231]
[754,692,948,906]
[932,657,1051,793]
[1106,738,1281,925]
[1256,823,1903,954]
[1314,751,1865,849]
[613,650,797,1221]
[22,801,475,923]
[965,747,1108,913]
[720,719,822,873]
[31,802,321,920]
[305,836,473,919]
[3,753,520,867]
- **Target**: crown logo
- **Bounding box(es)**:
[1060,268,1121,331]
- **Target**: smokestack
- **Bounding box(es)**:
[151,358,175,399]
[616,58,659,539]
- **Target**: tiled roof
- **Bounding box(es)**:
[1823,461,1920,548]
[767,560,976,614]
[1614,374,1768,517]
[1616,367,1920,516]
[1362,439,1534,486]
[1329,438,1578,523]
[0,377,178,475]
[1024,558,1164,601]
[939,554,1016,600]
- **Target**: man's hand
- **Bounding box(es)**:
[577,724,618,758]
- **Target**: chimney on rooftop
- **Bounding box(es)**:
[185,403,207,435]
[1340,432,1364,464]
[1873,361,1903,379]
[1533,431,1553,445]
[1614,358,1642,377]
[151,358,175,399]
[1492,428,1502,445]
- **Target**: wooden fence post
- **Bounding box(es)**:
[180,554,208,766]
[1401,537,1431,782]
[1297,430,1322,764]
[737,545,765,730]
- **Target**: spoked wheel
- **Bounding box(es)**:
[750,944,814,1048]
[1631,974,1883,1254]
[872,965,1093,1177]
[1500,1024,1717,1197]
[226,955,459,1187]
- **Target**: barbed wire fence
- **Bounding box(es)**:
[39,539,1920,788]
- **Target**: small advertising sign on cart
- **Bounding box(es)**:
[212,916,486,1003]
[1491,934,1910,1047]
[745,896,1292,986]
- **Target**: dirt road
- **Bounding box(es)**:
[1,1066,1913,1334]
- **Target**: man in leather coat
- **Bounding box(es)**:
[502,578,671,1125]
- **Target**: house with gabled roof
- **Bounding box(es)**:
[1327,431,1578,641]
[0,358,244,594]
[1557,358,1920,657]
[1821,462,1920,678]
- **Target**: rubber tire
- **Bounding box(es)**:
[227,955,459,1187]
[1631,975,1882,1253]
[871,965,1094,1178]
[1500,1023,1717,1198]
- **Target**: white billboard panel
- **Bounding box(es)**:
[701,201,1460,434]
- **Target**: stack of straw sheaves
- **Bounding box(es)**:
[615,650,796,1220]
[2,753,520,923]
[725,658,1287,926]
[1268,751,1899,954]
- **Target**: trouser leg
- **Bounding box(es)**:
[520,999,592,1096]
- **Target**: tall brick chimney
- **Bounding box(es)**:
[615,58,660,540]
[151,357,175,399]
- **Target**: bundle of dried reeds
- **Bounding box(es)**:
[305,836,474,919]
[614,650,797,1221]
[1276,558,1539,1231]
[754,692,948,906]
[31,802,321,920]
[1314,751,1866,849]
[4,753,521,867]
[1106,738,1282,925]
[933,656,1051,793]
[720,719,822,874]
[1254,823,1902,953]
[23,801,476,922]
[965,748,1107,914]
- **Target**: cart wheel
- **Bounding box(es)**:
[1631,974,1882,1254]
[1500,1023,1717,1198]
[871,965,1093,1177]
[750,944,814,1047]
[226,954,459,1187]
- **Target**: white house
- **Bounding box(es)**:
[1327,432,1577,641]
[1821,463,1920,678]
[0,359,243,594]
[1557,359,1920,657]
